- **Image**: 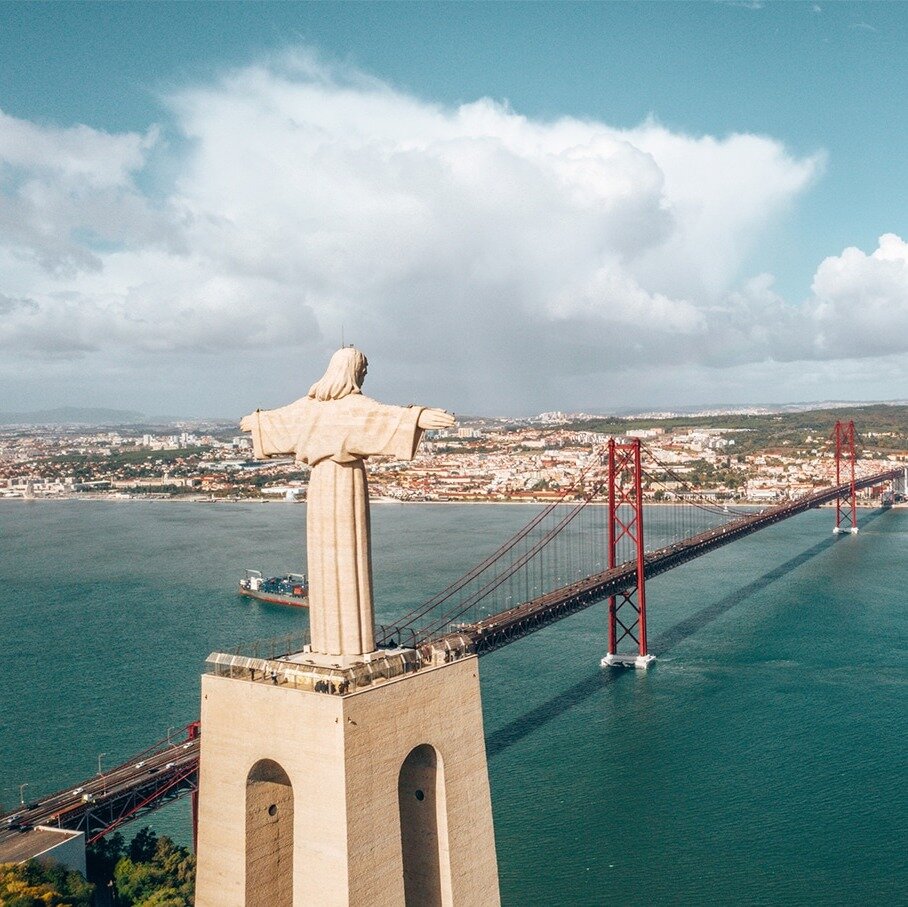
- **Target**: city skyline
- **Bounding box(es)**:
[1,2,906,417]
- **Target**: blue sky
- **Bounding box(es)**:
[0,2,906,415]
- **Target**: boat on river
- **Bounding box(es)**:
[238,569,309,607]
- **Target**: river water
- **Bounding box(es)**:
[0,500,904,904]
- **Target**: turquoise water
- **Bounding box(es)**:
[1,501,905,904]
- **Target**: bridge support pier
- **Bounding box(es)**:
[194,652,499,907]
[601,652,656,670]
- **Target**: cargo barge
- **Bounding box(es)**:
[238,569,309,607]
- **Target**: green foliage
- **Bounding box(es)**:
[0,859,94,906]
[85,831,124,888]
[133,890,188,907]
[68,447,209,468]
[127,828,158,864]
[113,860,169,903]
[86,828,195,906]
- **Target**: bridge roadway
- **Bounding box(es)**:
[0,468,898,845]
[0,729,199,849]
[423,468,902,656]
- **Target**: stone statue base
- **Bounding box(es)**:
[284,646,403,670]
[195,654,501,906]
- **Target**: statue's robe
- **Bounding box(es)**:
[247,394,424,656]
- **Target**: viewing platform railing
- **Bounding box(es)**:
[206,645,426,696]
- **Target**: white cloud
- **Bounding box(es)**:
[620,123,823,297]
[808,233,908,358]
[0,50,900,414]
[0,110,153,188]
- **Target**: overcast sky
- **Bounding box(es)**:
[0,2,906,417]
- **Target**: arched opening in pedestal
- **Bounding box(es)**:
[398,743,453,907]
[246,758,294,907]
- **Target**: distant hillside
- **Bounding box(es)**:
[606,400,908,419]
[579,403,908,453]
[0,407,144,425]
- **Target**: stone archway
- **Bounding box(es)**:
[398,744,453,907]
[246,758,293,907]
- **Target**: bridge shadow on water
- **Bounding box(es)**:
[485,508,886,759]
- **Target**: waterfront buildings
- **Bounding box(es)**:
[1,413,903,505]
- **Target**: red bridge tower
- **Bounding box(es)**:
[832,420,858,535]
[601,438,655,669]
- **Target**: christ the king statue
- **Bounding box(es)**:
[240,348,455,657]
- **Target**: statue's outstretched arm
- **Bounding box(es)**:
[240,402,304,459]
[417,408,456,430]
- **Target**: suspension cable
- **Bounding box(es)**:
[388,448,607,628]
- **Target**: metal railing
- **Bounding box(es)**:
[206,646,424,696]
[226,630,311,661]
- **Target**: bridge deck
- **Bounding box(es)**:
[0,732,199,847]
[423,468,901,656]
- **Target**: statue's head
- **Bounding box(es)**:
[308,347,368,401]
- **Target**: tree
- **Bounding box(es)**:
[86,831,125,892]
[108,831,195,907]
[128,828,158,864]
[0,859,94,906]
[134,888,188,907]
[148,838,194,895]
[113,859,171,904]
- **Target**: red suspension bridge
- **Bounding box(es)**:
[375,420,901,665]
[2,421,903,848]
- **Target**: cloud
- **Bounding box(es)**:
[808,233,908,358]
[0,111,171,277]
[666,234,908,370]
[0,49,897,414]
[0,110,153,188]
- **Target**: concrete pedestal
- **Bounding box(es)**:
[195,654,500,907]
[601,652,656,670]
